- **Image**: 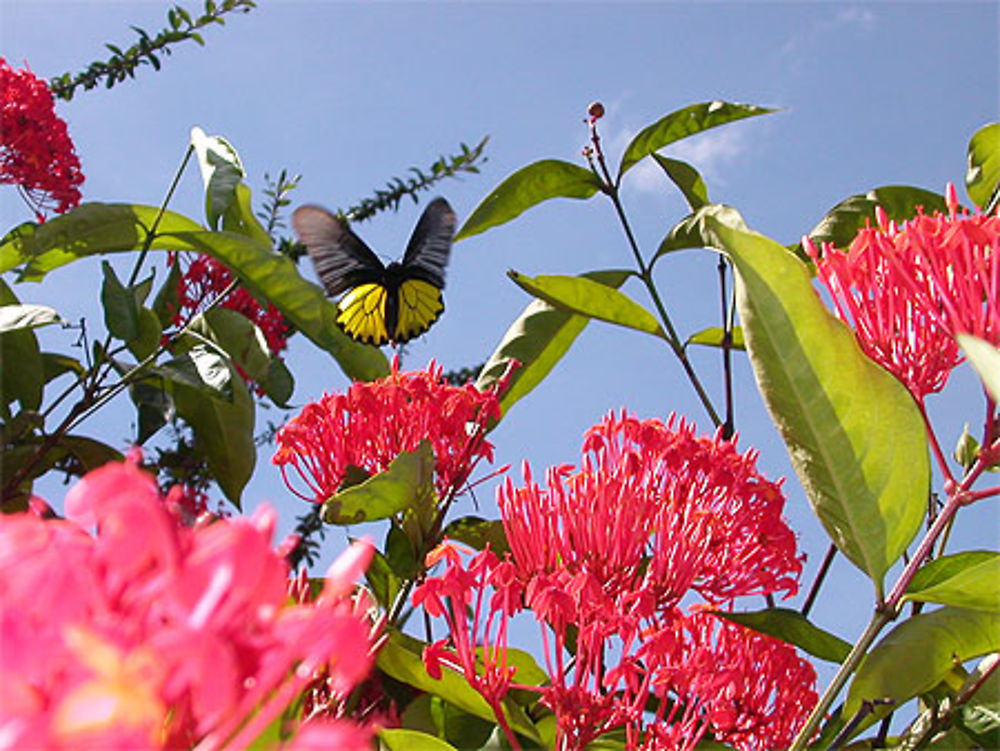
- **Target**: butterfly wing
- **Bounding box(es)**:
[292,205,385,296]
[400,197,456,288]
[336,282,392,345]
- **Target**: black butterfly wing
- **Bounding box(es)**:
[400,197,456,288]
[292,205,385,296]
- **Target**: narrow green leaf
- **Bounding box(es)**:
[321,441,434,525]
[618,100,775,181]
[508,271,664,339]
[685,325,745,351]
[966,122,1000,209]
[651,153,709,210]
[905,552,1000,613]
[379,728,459,751]
[101,261,140,341]
[0,304,62,333]
[845,607,1000,732]
[172,365,254,509]
[796,186,949,256]
[713,608,851,663]
[708,219,929,595]
[475,270,631,419]
[455,159,602,241]
[958,335,1000,406]
[442,516,510,557]
[652,203,748,263]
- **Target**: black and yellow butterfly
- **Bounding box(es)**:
[293,198,456,346]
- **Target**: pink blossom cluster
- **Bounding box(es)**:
[0,460,374,750]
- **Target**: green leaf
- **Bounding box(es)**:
[0,203,204,279]
[385,520,421,579]
[376,630,541,743]
[617,100,775,182]
[379,728,459,751]
[708,219,929,596]
[508,271,664,339]
[152,259,183,328]
[161,345,233,400]
[966,122,1000,209]
[172,363,255,508]
[455,159,602,241]
[713,608,851,663]
[475,270,631,419]
[187,308,271,385]
[845,607,1000,732]
[0,280,43,411]
[955,657,1000,747]
[958,335,1000,406]
[652,203,748,263]
[191,126,245,231]
[127,307,163,361]
[263,357,294,408]
[442,516,510,557]
[905,552,1000,613]
[222,183,272,246]
[651,154,709,210]
[364,548,401,609]
[797,185,949,255]
[129,380,172,444]
[686,325,745,351]
[41,352,84,384]
[100,261,140,341]
[321,441,434,525]
[0,303,62,333]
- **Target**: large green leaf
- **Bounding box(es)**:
[966,122,1000,210]
[455,159,602,241]
[709,219,929,595]
[845,607,1000,733]
[714,608,851,664]
[652,203,748,263]
[191,126,245,231]
[100,261,140,342]
[0,303,62,333]
[796,185,949,256]
[508,271,664,339]
[905,551,1000,613]
[376,630,540,743]
[959,335,1000,406]
[475,270,632,419]
[651,153,709,210]
[617,100,775,182]
[171,361,255,508]
[321,441,434,525]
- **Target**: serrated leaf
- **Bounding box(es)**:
[651,153,709,210]
[653,203,748,263]
[101,261,140,341]
[966,122,1000,209]
[508,271,664,339]
[321,441,434,525]
[713,608,851,663]
[845,607,1000,734]
[379,728,459,751]
[442,516,510,557]
[708,219,929,596]
[475,270,631,420]
[618,100,775,181]
[0,303,62,333]
[686,325,745,351]
[455,159,602,241]
[958,335,1000,406]
[905,552,1000,613]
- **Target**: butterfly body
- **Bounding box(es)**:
[293,198,456,346]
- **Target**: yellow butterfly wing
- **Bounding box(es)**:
[392,278,444,343]
[336,283,390,346]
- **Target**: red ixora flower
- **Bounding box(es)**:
[807,186,1000,401]
[273,359,504,504]
[170,252,292,357]
[1,57,84,219]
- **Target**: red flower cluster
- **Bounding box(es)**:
[1,58,83,219]
[0,460,374,750]
[414,412,814,751]
[273,359,503,504]
[807,188,1000,401]
[172,253,292,357]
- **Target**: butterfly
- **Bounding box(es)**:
[293,198,456,346]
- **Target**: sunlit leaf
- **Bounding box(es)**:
[476,270,632,420]
[442,516,510,557]
[958,335,1000,406]
[379,728,459,751]
[455,159,602,241]
[191,126,245,231]
[0,303,62,333]
[651,153,709,210]
[508,271,664,338]
[906,551,1000,613]
[652,203,748,263]
[709,219,929,596]
[966,122,1000,209]
[713,608,851,663]
[685,325,745,351]
[618,100,775,181]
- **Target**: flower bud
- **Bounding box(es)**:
[587,101,605,120]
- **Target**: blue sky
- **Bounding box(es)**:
[3,0,999,698]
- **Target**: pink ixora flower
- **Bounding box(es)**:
[807,186,1000,401]
[0,460,374,751]
[0,57,84,219]
[273,358,504,504]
